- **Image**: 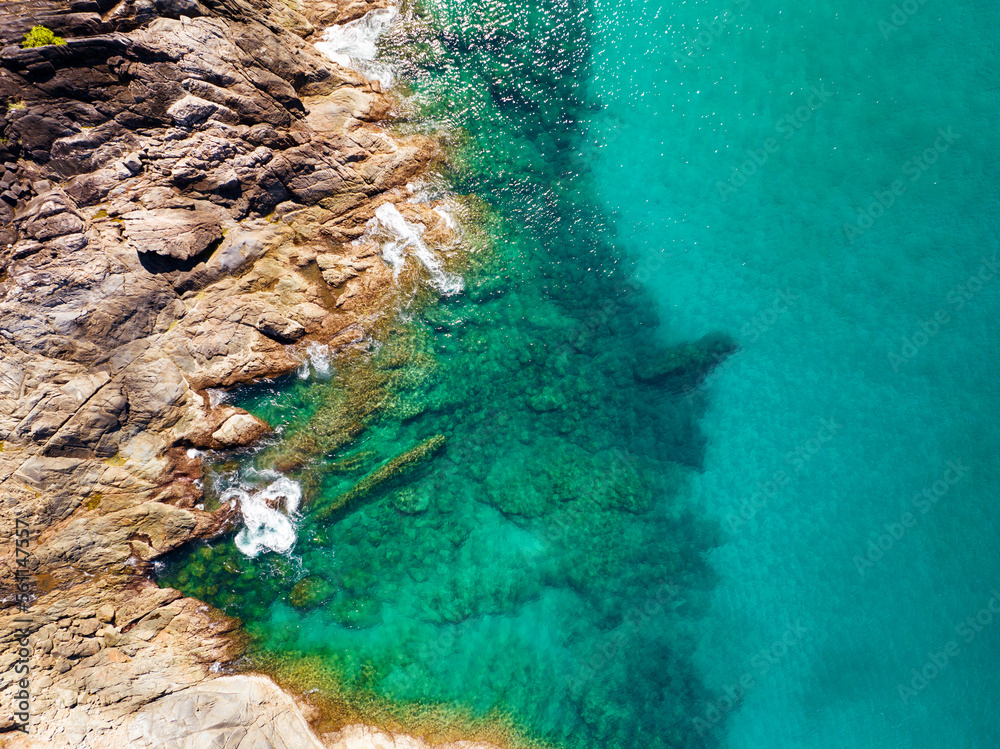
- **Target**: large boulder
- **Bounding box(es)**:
[122,207,223,260]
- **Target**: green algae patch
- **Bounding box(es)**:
[256,325,437,488]
[22,26,65,48]
[249,653,554,749]
[313,435,446,521]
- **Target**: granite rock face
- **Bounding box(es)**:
[0,0,465,746]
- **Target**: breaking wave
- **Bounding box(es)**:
[226,475,303,558]
[315,8,398,89]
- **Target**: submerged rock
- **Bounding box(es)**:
[290,575,336,609]
[326,594,382,629]
[633,331,739,391]
[390,486,431,514]
[314,434,447,520]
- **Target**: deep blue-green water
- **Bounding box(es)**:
[161,0,1000,747]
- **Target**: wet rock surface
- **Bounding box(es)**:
[0,0,467,746]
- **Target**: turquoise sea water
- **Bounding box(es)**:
[160,0,1000,747]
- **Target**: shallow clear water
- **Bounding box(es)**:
[160,0,1000,747]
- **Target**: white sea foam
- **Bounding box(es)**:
[433,205,458,232]
[296,341,333,379]
[226,476,302,558]
[315,8,398,89]
[366,203,463,295]
[207,388,229,407]
[405,180,463,238]
[307,341,332,378]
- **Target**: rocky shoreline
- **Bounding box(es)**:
[0,0,495,745]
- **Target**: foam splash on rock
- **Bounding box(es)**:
[315,8,398,89]
[298,341,332,380]
[366,203,463,295]
[207,388,229,407]
[433,205,458,232]
[226,476,302,558]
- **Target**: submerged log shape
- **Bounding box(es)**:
[314,434,447,521]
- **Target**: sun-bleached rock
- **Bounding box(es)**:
[212,412,269,447]
[107,676,326,749]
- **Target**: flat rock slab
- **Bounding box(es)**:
[107,675,326,749]
[122,207,223,260]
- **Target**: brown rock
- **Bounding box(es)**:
[96,604,116,624]
[76,617,102,636]
[255,310,307,342]
[212,413,269,447]
[166,94,240,127]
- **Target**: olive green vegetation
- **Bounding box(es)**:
[289,576,337,609]
[251,652,554,749]
[21,25,65,48]
[207,323,444,506]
